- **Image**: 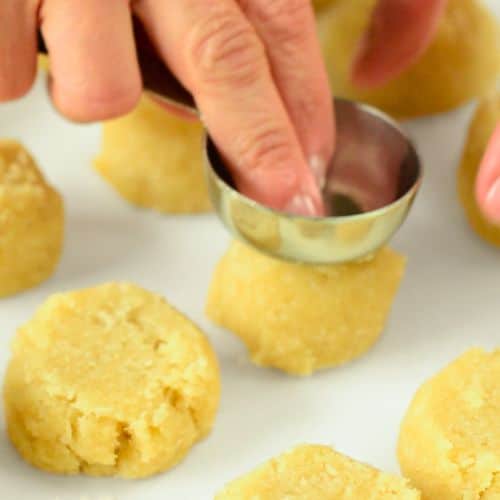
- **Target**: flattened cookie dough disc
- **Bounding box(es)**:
[458,90,500,246]
[94,95,211,214]
[318,0,500,118]
[206,241,405,376]
[215,444,421,499]
[398,349,500,500]
[3,283,221,478]
[0,140,64,298]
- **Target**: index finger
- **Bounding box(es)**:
[134,0,323,216]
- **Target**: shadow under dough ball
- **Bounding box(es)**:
[3,283,220,478]
[398,348,500,499]
[215,444,421,499]
[0,140,64,298]
[206,241,406,376]
[318,0,500,119]
[94,95,211,214]
[457,90,500,246]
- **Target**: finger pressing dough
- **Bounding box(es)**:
[206,241,405,376]
[215,444,421,499]
[94,95,211,214]
[457,90,500,246]
[0,140,64,298]
[318,0,500,118]
[3,283,220,478]
[398,348,500,500]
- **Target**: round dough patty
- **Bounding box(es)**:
[398,348,500,499]
[318,0,500,119]
[94,95,210,214]
[215,444,421,499]
[206,241,405,376]
[457,90,500,247]
[0,140,64,298]
[3,283,221,478]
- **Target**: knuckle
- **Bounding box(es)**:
[186,11,265,89]
[248,0,312,41]
[236,125,295,176]
[54,81,141,121]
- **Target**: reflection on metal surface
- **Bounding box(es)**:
[205,98,422,264]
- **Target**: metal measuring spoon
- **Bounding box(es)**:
[38,19,422,264]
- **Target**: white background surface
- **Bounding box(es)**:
[0,3,499,498]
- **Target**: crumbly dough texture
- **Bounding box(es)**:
[206,241,405,376]
[457,90,500,247]
[0,140,64,298]
[94,95,211,214]
[398,348,500,500]
[4,283,220,478]
[215,444,421,499]
[318,0,500,118]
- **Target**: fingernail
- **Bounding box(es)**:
[284,193,318,217]
[484,178,500,223]
[309,155,327,190]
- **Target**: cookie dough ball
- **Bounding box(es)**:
[206,241,405,376]
[318,0,500,118]
[4,283,220,478]
[0,140,64,298]
[458,91,500,246]
[94,95,211,214]
[216,444,421,499]
[398,348,500,500]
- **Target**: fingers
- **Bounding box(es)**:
[475,123,500,223]
[134,0,323,215]
[0,0,38,101]
[351,0,448,88]
[40,0,141,121]
[238,0,334,183]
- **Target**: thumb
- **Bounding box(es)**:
[351,0,448,88]
[475,123,500,223]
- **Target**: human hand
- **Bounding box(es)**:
[0,0,334,216]
[352,0,500,225]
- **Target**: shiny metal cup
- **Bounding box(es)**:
[205,99,421,264]
[38,23,422,264]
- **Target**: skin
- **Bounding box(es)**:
[0,0,498,221]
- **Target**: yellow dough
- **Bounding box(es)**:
[94,95,211,214]
[3,283,221,478]
[318,0,500,118]
[312,0,339,13]
[457,90,500,247]
[206,241,405,376]
[38,54,49,72]
[398,348,500,500]
[215,444,421,499]
[0,140,63,298]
